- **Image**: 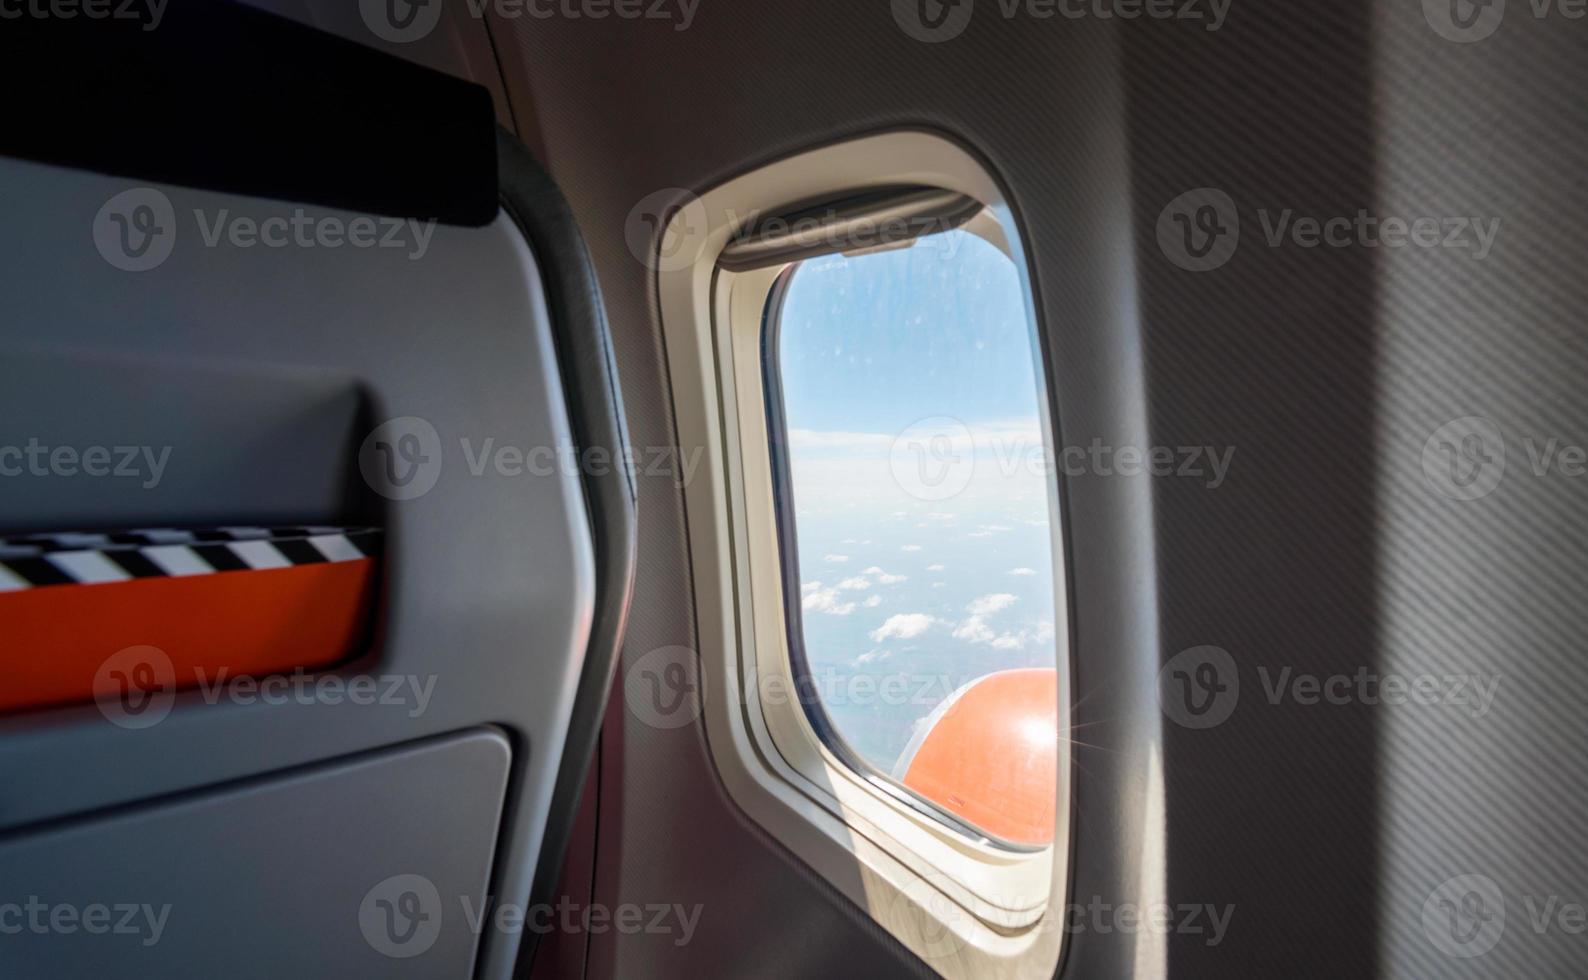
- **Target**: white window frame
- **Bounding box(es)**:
[656,130,1071,978]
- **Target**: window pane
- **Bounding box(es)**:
[770,228,1059,847]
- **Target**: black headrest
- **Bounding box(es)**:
[0,1,498,226]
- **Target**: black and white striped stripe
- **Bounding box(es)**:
[0,527,381,592]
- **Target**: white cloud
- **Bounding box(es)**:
[966,593,1018,616]
[803,587,856,616]
[952,617,996,644]
[926,564,946,572]
[786,418,1047,511]
[1009,567,1037,576]
[863,595,882,608]
[790,419,1042,458]
[855,648,891,665]
[861,566,906,584]
[824,554,849,563]
[836,576,871,590]
[902,545,923,552]
[954,594,1031,649]
[967,524,1014,538]
[869,613,937,642]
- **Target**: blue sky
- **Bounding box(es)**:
[777,231,1044,432]
[776,230,1060,772]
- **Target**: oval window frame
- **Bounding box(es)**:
[653,129,1073,978]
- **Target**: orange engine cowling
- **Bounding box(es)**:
[893,668,1058,847]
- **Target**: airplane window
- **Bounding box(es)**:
[765,227,1061,848]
